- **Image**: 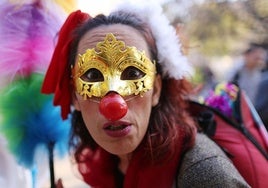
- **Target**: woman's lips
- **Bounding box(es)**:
[103,121,132,137]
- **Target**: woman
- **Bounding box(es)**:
[42,2,249,188]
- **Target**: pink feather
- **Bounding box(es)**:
[0,0,66,87]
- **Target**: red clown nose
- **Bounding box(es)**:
[99,92,128,121]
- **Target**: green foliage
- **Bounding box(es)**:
[192,67,205,84]
[186,1,252,55]
[166,0,268,56]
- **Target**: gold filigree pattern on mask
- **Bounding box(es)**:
[72,33,156,99]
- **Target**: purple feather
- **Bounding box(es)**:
[0,1,65,87]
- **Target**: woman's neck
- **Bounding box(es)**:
[118,154,132,174]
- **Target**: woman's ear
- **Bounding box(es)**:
[72,92,81,111]
[152,74,162,107]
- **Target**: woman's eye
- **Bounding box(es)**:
[81,68,104,82]
[121,66,145,80]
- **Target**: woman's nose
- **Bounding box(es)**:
[99,92,128,121]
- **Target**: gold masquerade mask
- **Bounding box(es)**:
[72,33,156,99]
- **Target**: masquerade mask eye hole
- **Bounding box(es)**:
[81,68,104,82]
[121,66,145,80]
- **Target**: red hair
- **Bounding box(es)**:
[144,78,196,162]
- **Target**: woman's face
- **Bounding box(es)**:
[72,24,162,156]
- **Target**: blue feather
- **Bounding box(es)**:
[0,73,71,169]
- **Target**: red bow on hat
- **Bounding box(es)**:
[42,10,90,119]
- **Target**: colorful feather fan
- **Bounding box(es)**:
[0,74,70,167]
[0,1,70,188]
[0,74,71,187]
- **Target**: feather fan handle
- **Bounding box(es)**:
[42,10,90,120]
[0,73,71,169]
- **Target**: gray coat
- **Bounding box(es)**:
[176,133,250,188]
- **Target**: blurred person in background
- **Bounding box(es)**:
[255,47,268,130]
[226,43,267,104]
